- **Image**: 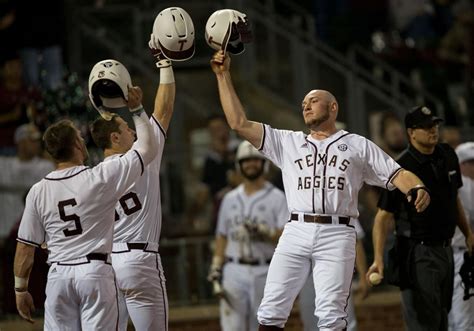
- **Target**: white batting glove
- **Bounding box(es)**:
[149,34,171,68]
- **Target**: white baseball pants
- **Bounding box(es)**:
[44,260,118,330]
[257,221,356,330]
[112,250,168,331]
[220,262,269,331]
[448,248,474,331]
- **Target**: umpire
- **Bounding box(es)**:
[368,106,474,331]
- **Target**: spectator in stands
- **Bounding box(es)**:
[188,114,240,233]
[0,57,40,153]
[379,111,407,158]
[15,0,65,91]
[0,124,54,243]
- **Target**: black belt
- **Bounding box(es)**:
[412,238,451,247]
[226,257,272,266]
[86,253,108,261]
[127,243,147,250]
[290,213,350,225]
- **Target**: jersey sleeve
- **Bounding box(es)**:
[17,187,44,247]
[131,115,166,172]
[216,194,230,236]
[258,124,289,168]
[362,139,402,191]
[274,190,290,228]
[96,149,146,199]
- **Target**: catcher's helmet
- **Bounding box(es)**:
[152,7,195,61]
[205,9,252,55]
[88,59,132,120]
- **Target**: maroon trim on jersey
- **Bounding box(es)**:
[16,237,41,248]
[133,150,144,176]
[305,139,318,214]
[322,133,351,214]
[258,123,266,151]
[386,167,403,190]
[44,167,90,181]
[152,115,167,139]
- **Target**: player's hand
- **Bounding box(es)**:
[406,186,430,213]
[148,34,171,68]
[16,291,35,323]
[210,50,230,74]
[207,266,222,283]
[356,277,369,300]
[366,261,384,286]
[127,86,143,111]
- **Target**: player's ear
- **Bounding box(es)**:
[110,132,120,145]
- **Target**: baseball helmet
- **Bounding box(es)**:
[236,140,269,170]
[88,59,132,120]
[152,7,195,61]
[205,9,252,55]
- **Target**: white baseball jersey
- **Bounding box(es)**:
[108,115,166,244]
[17,149,145,262]
[216,182,289,261]
[259,125,402,217]
[0,156,54,238]
[452,174,474,248]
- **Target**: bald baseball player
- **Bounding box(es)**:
[13,86,157,329]
[89,39,175,331]
[208,140,289,331]
[210,50,430,331]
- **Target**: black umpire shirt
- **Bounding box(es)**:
[378,143,462,241]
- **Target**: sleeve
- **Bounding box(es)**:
[362,138,402,191]
[274,190,290,228]
[258,124,291,168]
[216,194,230,236]
[377,187,403,214]
[17,188,44,247]
[97,149,145,199]
[132,115,166,172]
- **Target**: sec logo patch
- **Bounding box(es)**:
[338,144,348,151]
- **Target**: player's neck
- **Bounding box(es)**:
[309,126,338,141]
[103,147,126,158]
[56,160,83,170]
[243,177,265,195]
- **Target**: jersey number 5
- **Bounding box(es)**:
[58,199,83,237]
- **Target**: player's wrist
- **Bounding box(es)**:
[211,255,224,270]
[130,105,145,116]
[160,65,174,84]
[14,276,28,293]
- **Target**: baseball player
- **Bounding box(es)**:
[210,50,430,331]
[298,219,368,331]
[13,85,157,329]
[89,8,194,331]
[208,140,289,331]
[449,142,474,330]
[89,38,177,331]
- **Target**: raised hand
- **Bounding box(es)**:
[210,50,230,74]
[149,34,171,68]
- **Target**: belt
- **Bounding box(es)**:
[412,238,451,247]
[226,257,272,266]
[112,242,159,253]
[54,253,110,266]
[290,213,350,225]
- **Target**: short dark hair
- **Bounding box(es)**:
[43,119,78,162]
[89,115,121,150]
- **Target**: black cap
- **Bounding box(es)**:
[404,106,443,129]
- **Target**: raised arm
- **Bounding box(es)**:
[149,37,176,132]
[13,242,36,323]
[391,169,430,212]
[211,50,263,148]
[127,86,158,166]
